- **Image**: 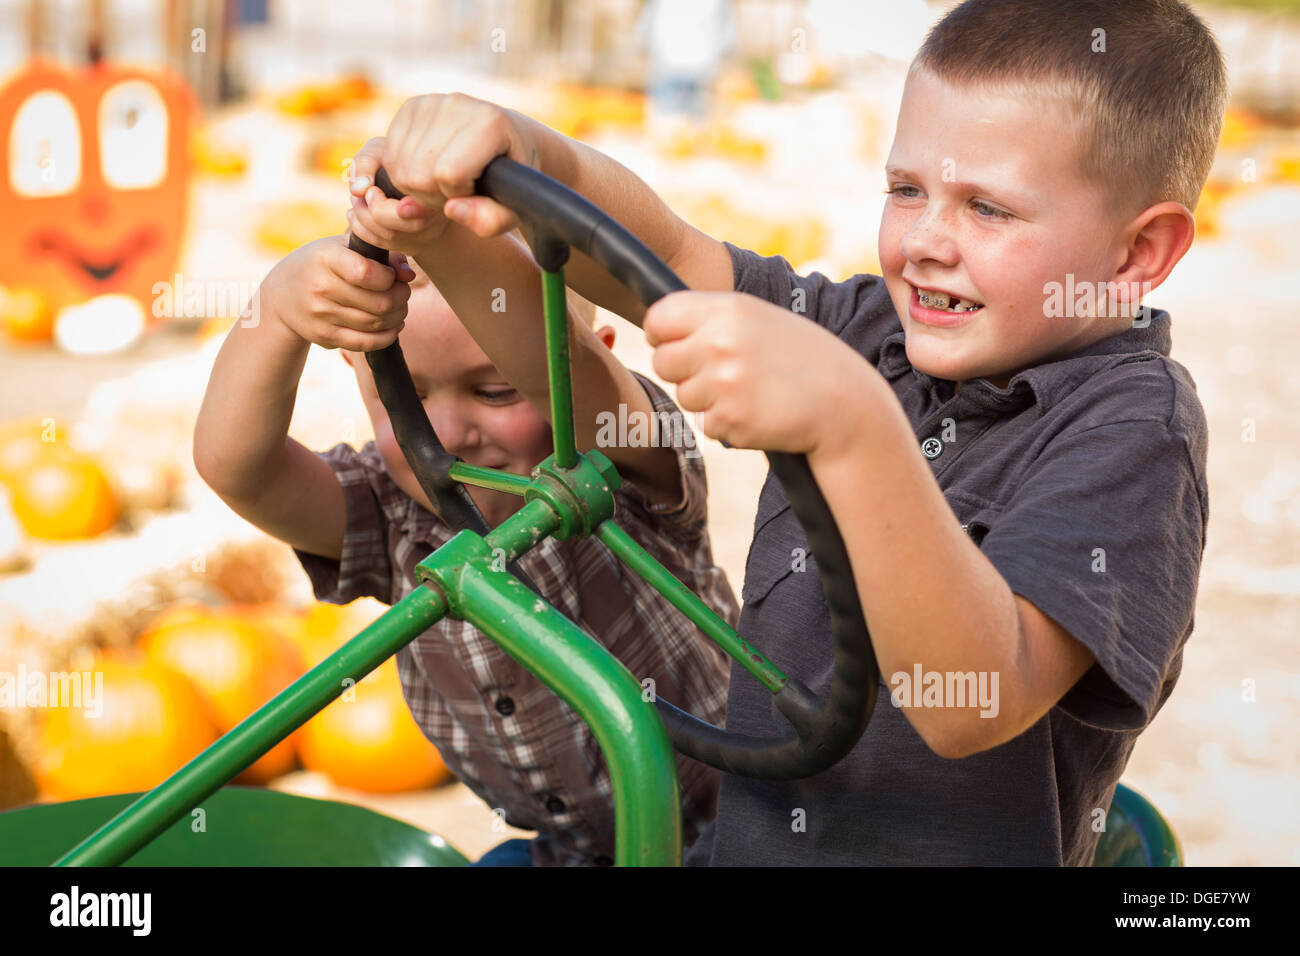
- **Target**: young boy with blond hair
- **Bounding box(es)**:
[340,0,1221,865]
[193,236,737,866]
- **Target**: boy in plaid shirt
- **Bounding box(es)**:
[195,243,736,866]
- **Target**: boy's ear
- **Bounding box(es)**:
[1114,200,1195,298]
[593,324,616,349]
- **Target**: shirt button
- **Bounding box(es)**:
[594,855,614,867]
[921,437,943,459]
[545,795,566,814]
[494,696,515,716]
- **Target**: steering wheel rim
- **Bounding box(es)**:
[349,159,878,780]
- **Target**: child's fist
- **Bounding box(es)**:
[645,290,878,457]
[346,137,452,258]
[352,93,534,241]
[261,234,414,352]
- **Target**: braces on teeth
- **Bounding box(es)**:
[918,289,982,312]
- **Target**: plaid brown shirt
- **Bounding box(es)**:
[294,373,738,866]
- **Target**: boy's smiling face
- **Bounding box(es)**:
[879,67,1136,392]
[345,272,555,526]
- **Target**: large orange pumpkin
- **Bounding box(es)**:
[298,659,453,793]
[290,599,386,668]
[34,653,219,800]
[0,59,193,318]
[6,452,119,540]
[139,608,303,784]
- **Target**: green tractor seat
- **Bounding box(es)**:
[1094,782,1183,867]
[0,779,1179,867]
[0,787,470,867]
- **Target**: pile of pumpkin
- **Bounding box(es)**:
[0,420,120,553]
[32,599,454,801]
[537,84,646,141]
[665,193,828,268]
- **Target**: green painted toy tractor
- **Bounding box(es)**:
[0,160,1182,867]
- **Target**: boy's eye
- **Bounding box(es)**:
[885,184,921,200]
[475,388,518,403]
[886,183,1012,222]
[971,199,1011,221]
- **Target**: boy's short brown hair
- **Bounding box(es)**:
[911,0,1227,218]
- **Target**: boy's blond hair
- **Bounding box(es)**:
[911,0,1227,218]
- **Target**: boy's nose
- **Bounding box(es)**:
[900,209,960,266]
[426,403,481,459]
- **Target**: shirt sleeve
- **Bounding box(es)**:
[292,442,395,606]
[723,240,884,338]
[977,418,1207,732]
[612,371,710,545]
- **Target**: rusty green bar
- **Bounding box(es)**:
[596,521,788,693]
[485,496,562,564]
[449,461,532,496]
[542,268,576,469]
[420,533,680,866]
[53,586,449,867]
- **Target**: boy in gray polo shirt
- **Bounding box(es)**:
[340,0,1219,865]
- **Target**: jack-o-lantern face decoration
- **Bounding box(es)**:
[0,60,193,317]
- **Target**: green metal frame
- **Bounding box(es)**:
[2,788,471,867]
[42,265,781,867]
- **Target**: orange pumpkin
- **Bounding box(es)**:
[291,599,384,668]
[34,653,219,801]
[7,452,120,540]
[0,59,194,318]
[252,202,344,257]
[139,608,304,785]
[294,599,450,792]
[298,659,453,793]
[138,601,213,634]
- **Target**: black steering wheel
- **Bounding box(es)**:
[346,158,878,781]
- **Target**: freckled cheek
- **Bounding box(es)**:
[877,209,908,274]
[877,212,914,318]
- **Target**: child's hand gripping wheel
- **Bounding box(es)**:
[346,180,541,594]
[355,160,878,781]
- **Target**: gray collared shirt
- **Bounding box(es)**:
[686,243,1209,866]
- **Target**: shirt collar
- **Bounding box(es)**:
[878,306,1173,412]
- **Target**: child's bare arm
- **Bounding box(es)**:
[346,95,735,325]
[348,202,684,507]
[346,102,719,507]
[643,289,1099,760]
[193,236,411,558]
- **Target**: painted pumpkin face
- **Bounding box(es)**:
[0,60,193,317]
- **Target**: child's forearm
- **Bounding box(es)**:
[193,307,311,503]
[511,111,733,320]
[805,368,1037,759]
